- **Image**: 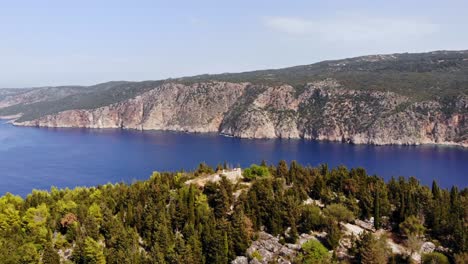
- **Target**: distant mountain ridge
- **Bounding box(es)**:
[1,50,467,146]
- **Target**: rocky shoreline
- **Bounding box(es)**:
[8,80,467,148]
[11,119,468,148]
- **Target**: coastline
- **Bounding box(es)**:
[10,120,468,149]
[0,114,22,120]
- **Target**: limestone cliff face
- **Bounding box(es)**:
[16,82,247,133]
[14,80,468,147]
[221,79,467,146]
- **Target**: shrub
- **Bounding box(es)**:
[323,204,355,223]
[251,250,263,261]
[422,252,449,264]
[454,253,468,264]
[399,215,425,238]
[299,205,325,233]
[300,239,330,264]
[243,165,270,181]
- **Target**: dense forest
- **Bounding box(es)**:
[0,161,466,263]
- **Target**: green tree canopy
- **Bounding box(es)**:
[399,215,425,238]
[323,203,355,223]
[299,239,330,264]
[243,164,270,181]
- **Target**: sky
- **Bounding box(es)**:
[1,0,467,87]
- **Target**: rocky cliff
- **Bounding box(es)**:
[15,82,247,133]
[3,50,468,147]
[13,79,467,147]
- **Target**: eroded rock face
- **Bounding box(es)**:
[244,232,296,264]
[17,82,247,133]
[220,79,467,146]
[15,79,468,147]
[232,232,322,264]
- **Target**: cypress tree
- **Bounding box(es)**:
[320,163,329,177]
[223,231,229,263]
[398,191,406,224]
[277,160,288,178]
[286,216,299,243]
[311,175,324,200]
[288,160,299,184]
[326,221,342,249]
[449,186,465,252]
[431,180,440,199]
[374,187,381,229]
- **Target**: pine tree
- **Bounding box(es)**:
[202,215,220,264]
[42,243,60,264]
[231,208,250,256]
[448,186,466,253]
[150,244,166,263]
[355,232,389,264]
[204,180,231,219]
[84,237,106,264]
[188,232,204,264]
[174,233,189,263]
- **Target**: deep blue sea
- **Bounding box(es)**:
[0,121,466,196]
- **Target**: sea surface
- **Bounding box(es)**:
[0,121,466,196]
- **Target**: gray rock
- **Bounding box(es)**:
[420,242,436,254]
[231,256,248,264]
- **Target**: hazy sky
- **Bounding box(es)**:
[1,0,467,87]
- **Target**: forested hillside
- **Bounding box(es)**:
[179,50,468,100]
[0,162,466,263]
